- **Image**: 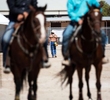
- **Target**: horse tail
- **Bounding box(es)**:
[57,64,76,86]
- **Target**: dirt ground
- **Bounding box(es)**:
[0,45,110,100]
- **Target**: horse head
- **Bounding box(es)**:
[14,5,47,58]
[85,2,102,34]
[23,5,47,44]
[33,5,47,44]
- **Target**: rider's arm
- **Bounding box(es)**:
[67,0,81,22]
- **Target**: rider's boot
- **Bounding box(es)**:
[43,60,51,68]
[42,47,51,68]
[62,52,70,66]
[3,51,11,74]
[3,66,11,74]
[62,59,70,66]
[102,56,109,64]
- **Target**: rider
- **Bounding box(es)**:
[62,0,109,66]
[1,0,50,73]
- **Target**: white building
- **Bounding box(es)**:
[0,0,110,44]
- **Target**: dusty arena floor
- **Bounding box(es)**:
[0,45,110,100]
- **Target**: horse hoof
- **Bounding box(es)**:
[15,96,19,100]
[88,99,92,100]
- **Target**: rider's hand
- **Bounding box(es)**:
[78,19,83,25]
[17,14,24,21]
[23,12,29,19]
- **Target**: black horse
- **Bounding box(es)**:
[8,5,47,100]
[58,3,103,100]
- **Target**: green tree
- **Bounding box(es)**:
[99,1,110,16]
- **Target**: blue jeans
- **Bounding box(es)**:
[62,22,77,59]
[1,21,15,67]
[43,39,49,58]
[50,41,56,57]
[101,30,107,57]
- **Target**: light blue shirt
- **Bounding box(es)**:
[67,0,100,22]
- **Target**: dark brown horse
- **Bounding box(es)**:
[58,3,103,100]
[8,5,47,100]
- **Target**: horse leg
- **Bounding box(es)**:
[69,64,76,100]
[11,65,24,100]
[14,76,22,100]
[85,66,92,100]
[95,63,102,100]
[69,80,73,100]
[33,79,37,100]
[77,67,84,100]
[28,74,38,100]
[28,75,34,100]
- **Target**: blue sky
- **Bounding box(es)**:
[99,0,110,4]
[103,0,110,4]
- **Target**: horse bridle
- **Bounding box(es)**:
[87,9,101,36]
[87,17,101,36]
[17,35,39,57]
[18,26,42,56]
[75,9,102,55]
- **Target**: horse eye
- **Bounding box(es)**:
[33,20,36,24]
[87,17,90,21]
[33,19,38,26]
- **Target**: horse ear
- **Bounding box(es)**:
[86,1,91,10]
[43,4,47,11]
[29,5,36,12]
[36,4,47,12]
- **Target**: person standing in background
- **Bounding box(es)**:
[49,30,58,58]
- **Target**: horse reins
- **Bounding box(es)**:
[17,33,39,58]
[74,9,102,56]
